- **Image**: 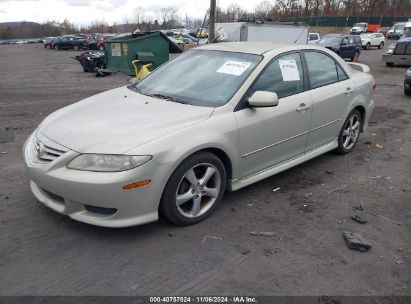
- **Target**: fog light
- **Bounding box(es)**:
[122,179,151,190]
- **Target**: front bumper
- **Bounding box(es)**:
[23,132,172,227]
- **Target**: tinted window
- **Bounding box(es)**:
[348,36,355,44]
[342,37,349,44]
[247,52,304,99]
[305,51,341,89]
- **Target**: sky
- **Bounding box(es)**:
[0,0,257,25]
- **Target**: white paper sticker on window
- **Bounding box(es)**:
[279,59,300,81]
[217,61,251,76]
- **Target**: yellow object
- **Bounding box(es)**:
[122,179,151,190]
[132,60,152,80]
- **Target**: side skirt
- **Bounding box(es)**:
[228,139,338,191]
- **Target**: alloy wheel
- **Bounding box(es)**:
[175,163,221,218]
[342,114,361,150]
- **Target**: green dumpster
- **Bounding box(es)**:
[104,32,172,76]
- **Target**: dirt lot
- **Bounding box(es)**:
[0,43,410,297]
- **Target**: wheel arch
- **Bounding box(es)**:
[353,105,366,132]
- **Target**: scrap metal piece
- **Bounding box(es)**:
[343,231,371,252]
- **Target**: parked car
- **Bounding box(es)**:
[404,67,411,95]
[88,35,115,51]
[382,37,411,67]
[23,43,375,227]
[360,33,385,49]
[350,22,380,35]
[53,36,87,51]
[387,22,406,39]
[308,32,320,44]
[317,34,362,62]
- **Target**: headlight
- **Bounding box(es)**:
[67,154,152,172]
[386,48,394,54]
[406,69,411,76]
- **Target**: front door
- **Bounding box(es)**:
[234,52,312,178]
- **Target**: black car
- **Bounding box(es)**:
[317,34,362,62]
[53,36,87,51]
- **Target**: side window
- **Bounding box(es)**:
[305,51,341,89]
[247,52,304,99]
[309,34,317,41]
[348,36,355,44]
[342,37,349,44]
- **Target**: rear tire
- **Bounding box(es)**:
[336,109,362,154]
[73,45,79,51]
[378,42,384,49]
[54,45,59,51]
[160,152,226,226]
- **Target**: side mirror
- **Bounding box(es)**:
[248,91,279,107]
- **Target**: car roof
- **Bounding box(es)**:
[195,42,347,56]
[197,42,298,55]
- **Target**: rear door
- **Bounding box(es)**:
[303,50,355,151]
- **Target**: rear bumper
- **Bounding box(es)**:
[363,99,375,131]
[23,133,172,227]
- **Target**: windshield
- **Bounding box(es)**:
[395,24,405,30]
[353,23,365,27]
[318,36,341,44]
[134,50,261,107]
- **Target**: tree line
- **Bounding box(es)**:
[1,1,411,39]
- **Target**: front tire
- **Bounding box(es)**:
[336,109,362,154]
[365,42,371,50]
[73,45,79,51]
[160,152,226,226]
[378,42,384,49]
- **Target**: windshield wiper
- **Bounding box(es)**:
[147,93,189,104]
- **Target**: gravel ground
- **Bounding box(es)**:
[0,43,410,297]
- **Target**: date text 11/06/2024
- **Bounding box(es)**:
[149,296,257,303]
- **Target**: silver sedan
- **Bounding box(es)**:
[23,42,375,227]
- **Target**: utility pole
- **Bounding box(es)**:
[208,0,216,44]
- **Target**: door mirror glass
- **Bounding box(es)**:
[248,91,279,107]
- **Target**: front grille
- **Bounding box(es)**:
[85,205,117,216]
[28,134,68,165]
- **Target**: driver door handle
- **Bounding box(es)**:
[296,103,311,112]
[345,87,354,95]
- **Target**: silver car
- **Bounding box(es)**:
[23,42,376,227]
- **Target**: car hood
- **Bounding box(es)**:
[38,86,214,154]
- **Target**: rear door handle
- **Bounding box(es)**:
[345,87,354,95]
[296,103,311,112]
